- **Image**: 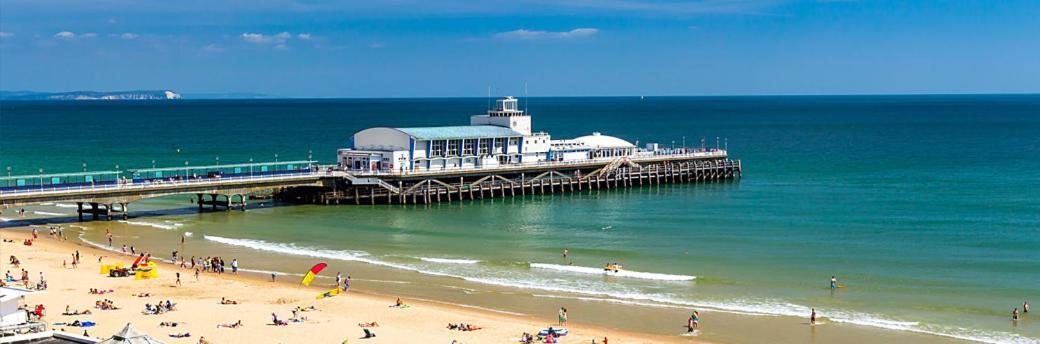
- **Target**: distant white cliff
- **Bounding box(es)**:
[0,90,182,100]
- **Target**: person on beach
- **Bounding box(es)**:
[830,276,837,289]
[810,308,817,325]
[194,268,200,281]
[558,307,568,326]
[1013,307,1019,321]
[231,259,238,274]
[122,245,127,253]
[175,272,181,287]
[343,275,351,292]
[688,310,700,331]
[563,248,568,258]
[336,272,342,287]
[1025,301,1030,313]
[271,272,277,282]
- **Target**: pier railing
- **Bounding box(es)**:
[349,150,728,177]
[0,171,320,197]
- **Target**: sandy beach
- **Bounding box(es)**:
[0,226,685,343]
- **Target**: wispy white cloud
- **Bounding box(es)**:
[242,31,293,44]
[495,28,599,40]
[54,31,76,39]
[0,32,14,38]
[368,42,385,49]
[297,33,312,40]
[120,32,139,40]
[80,32,98,38]
[201,43,224,52]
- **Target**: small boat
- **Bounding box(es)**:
[603,263,623,273]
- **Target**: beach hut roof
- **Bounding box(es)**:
[99,323,165,344]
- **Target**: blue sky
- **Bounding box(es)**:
[0,0,1038,97]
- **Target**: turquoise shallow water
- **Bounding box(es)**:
[2,95,1039,342]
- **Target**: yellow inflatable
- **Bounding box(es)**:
[134,261,159,280]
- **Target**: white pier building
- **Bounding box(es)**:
[339,96,644,173]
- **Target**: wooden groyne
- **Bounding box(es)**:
[277,157,741,205]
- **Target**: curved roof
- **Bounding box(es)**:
[573,132,634,148]
[393,126,523,140]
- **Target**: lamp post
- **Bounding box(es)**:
[249,158,254,177]
[308,150,313,170]
[152,160,156,169]
[39,168,44,191]
[275,153,279,163]
[716,137,720,150]
[184,161,189,183]
[82,162,87,172]
[682,136,686,149]
[724,138,728,151]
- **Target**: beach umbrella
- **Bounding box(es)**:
[301,262,328,286]
[100,323,165,344]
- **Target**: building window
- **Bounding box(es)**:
[462,139,474,155]
[495,138,506,153]
[431,141,443,156]
[447,140,458,156]
[479,139,489,154]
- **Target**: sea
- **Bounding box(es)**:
[1,95,1038,343]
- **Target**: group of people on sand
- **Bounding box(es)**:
[143,300,175,315]
[185,256,238,274]
[95,299,119,310]
[446,323,482,331]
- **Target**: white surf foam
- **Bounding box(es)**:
[118,220,179,230]
[33,211,67,216]
[198,235,1034,344]
[0,217,12,222]
[530,263,695,281]
[53,203,79,208]
[419,257,480,264]
[183,232,193,237]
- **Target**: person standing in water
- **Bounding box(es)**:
[1013,307,1019,321]
[688,310,700,331]
[810,308,817,325]
[830,276,838,289]
[563,248,568,259]
[1024,301,1030,313]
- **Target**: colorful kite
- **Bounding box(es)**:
[301,263,327,286]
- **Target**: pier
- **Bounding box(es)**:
[283,152,740,205]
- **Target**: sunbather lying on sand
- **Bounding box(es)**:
[358,322,379,328]
[63,306,92,315]
[446,323,483,331]
[218,320,243,328]
[220,297,238,305]
[168,332,191,338]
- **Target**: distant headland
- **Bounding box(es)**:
[0,90,182,100]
